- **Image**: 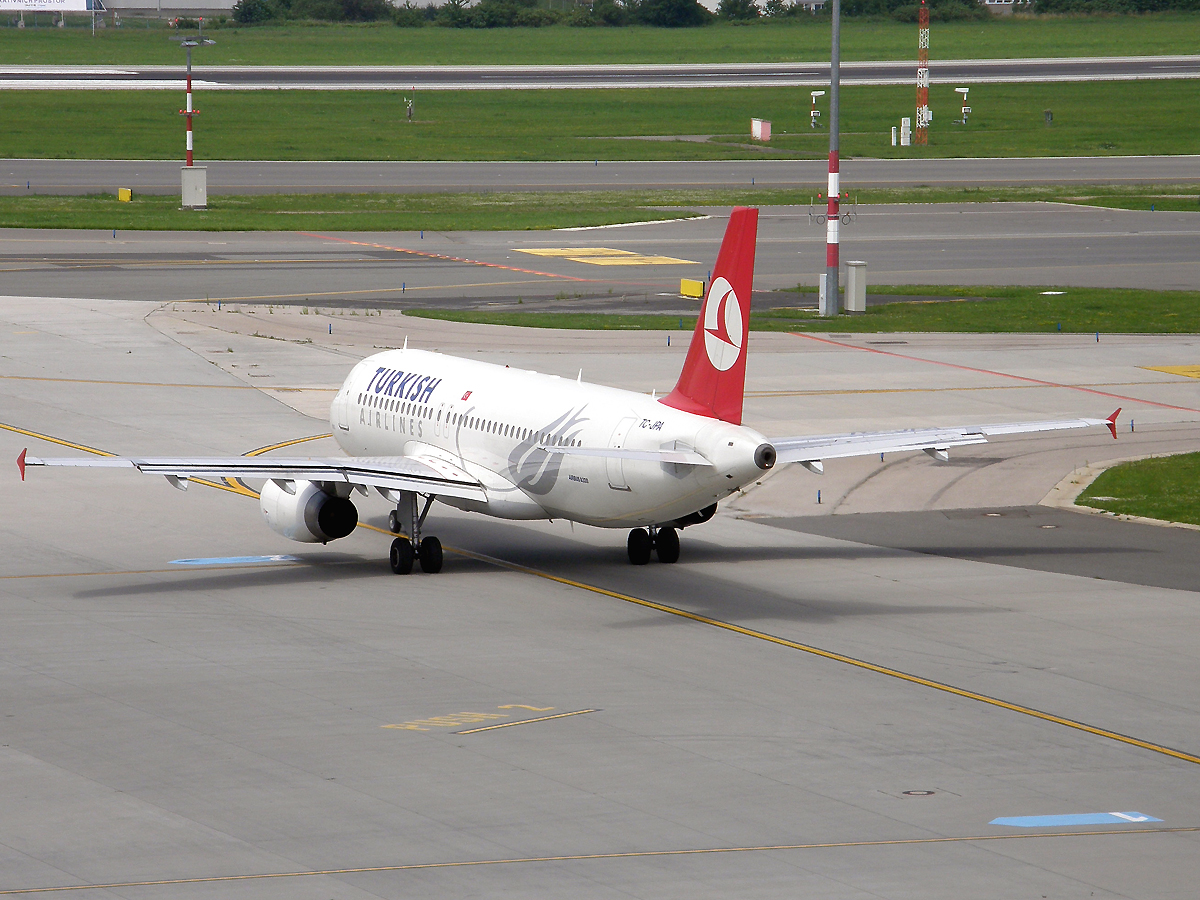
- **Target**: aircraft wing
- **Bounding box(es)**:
[771,409,1119,471]
[17,451,487,501]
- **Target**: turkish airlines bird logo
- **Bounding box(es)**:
[702,277,744,372]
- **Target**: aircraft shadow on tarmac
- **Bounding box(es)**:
[70,522,997,626]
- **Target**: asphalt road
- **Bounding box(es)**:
[5,156,1200,196]
[4,56,1199,89]
[770,504,1200,593]
[3,204,1197,309]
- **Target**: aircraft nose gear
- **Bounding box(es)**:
[390,491,443,574]
[627,525,680,565]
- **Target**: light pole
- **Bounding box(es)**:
[172,24,214,208]
[821,0,841,316]
[176,27,214,166]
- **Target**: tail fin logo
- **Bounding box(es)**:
[702,277,744,372]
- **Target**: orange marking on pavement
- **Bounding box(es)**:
[792,332,1200,414]
[299,232,596,283]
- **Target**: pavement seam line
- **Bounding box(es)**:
[455,708,599,734]
[3,827,1195,895]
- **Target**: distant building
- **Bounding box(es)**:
[102,0,236,17]
[977,0,1033,15]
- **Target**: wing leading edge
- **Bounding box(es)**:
[18,453,487,501]
[771,410,1119,469]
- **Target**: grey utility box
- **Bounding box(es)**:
[845,260,867,313]
[181,166,208,210]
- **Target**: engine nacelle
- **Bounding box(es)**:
[260,479,358,543]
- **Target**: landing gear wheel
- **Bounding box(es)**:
[627,528,652,565]
[388,510,401,533]
[655,526,680,564]
[419,536,443,574]
[389,538,414,574]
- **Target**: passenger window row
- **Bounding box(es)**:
[357,391,579,447]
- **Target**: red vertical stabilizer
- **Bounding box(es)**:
[660,207,758,425]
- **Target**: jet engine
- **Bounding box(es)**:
[260,479,358,543]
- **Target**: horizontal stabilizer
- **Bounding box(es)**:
[773,415,1116,466]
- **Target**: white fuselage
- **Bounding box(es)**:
[329,348,769,528]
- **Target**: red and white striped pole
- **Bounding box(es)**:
[177,33,212,167]
[184,43,193,166]
[822,0,841,316]
[916,0,929,146]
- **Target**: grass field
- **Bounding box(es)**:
[408,285,1200,334]
[4,81,1199,162]
[1078,453,1200,526]
[1,186,1195,231]
[0,192,701,230]
[3,16,1200,65]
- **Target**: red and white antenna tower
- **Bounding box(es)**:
[915,0,930,145]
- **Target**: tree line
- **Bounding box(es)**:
[231,0,1199,27]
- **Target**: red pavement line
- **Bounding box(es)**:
[791,332,1200,415]
[299,232,594,283]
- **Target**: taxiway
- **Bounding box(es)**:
[2,222,1200,898]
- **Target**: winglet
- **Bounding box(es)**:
[17,448,26,481]
[1106,408,1121,439]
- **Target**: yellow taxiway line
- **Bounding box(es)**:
[448,545,1200,768]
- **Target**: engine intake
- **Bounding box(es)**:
[260,479,358,543]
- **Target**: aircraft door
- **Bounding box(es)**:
[607,416,636,491]
[335,386,350,431]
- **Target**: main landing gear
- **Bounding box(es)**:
[388,491,443,574]
[627,525,680,566]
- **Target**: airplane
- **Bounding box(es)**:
[17,207,1119,573]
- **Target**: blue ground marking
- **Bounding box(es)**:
[170,555,301,566]
[990,812,1162,828]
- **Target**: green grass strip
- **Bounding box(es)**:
[1078,453,1200,526]
[4,81,1200,161]
[0,186,1197,231]
[408,285,1200,334]
[0,192,698,231]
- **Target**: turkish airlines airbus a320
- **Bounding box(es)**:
[18,208,1118,573]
